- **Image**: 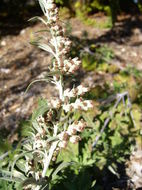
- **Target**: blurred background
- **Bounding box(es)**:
[1,0,142,189]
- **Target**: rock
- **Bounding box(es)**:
[126,149,142,189]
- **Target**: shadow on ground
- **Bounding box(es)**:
[0,1,41,37]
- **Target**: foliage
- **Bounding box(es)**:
[81,45,114,71]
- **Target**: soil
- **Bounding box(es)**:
[1,13,142,133]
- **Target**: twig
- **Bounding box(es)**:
[92,91,135,149]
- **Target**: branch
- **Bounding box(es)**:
[92,91,134,149]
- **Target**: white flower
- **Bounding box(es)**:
[68,65,78,73]
[83,100,93,109]
[50,98,61,109]
[33,139,46,149]
[77,85,89,95]
[65,40,72,47]
[37,115,44,123]
[67,125,77,136]
[76,120,87,132]
[58,132,69,141]
[72,98,93,111]
[51,25,60,31]
[63,104,73,112]
[58,140,68,148]
[69,135,81,144]
[72,57,81,66]
[64,88,76,98]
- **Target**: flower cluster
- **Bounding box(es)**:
[42,0,59,24]
[64,85,89,98]
[63,98,93,112]
[48,98,62,109]
[57,119,87,150]
[40,0,81,74]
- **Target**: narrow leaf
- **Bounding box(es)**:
[52,162,74,178]
[28,16,47,25]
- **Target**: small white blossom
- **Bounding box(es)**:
[72,57,81,66]
[69,135,81,144]
[83,100,93,109]
[67,125,77,136]
[73,98,93,111]
[64,88,76,98]
[58,131,69,141]
[50,98,62,109]
[76,120,87,132]
[63,104,73,112]
[33,139,46,149]
[76,85,89,95]
[58,140,68,148]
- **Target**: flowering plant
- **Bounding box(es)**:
[0,0,93,189]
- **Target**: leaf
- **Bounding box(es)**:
[10,151,32,180]
[82,112,95,128]
[38,0,47,15]
[32,98,48,120]
[0,169,25,183]
[108,165,120,178]
[22,177,37,186]
[28,16,47,25]
[34,29,50,34]
[91,180,96,188]
[25,78,51,94]
[37,43,54,54]
[52,162,74,178]
[46,137,59,143]
[16,159,27,173]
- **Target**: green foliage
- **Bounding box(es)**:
[74,1,113,28]
[82,45,114,71]
[46,98,136,189]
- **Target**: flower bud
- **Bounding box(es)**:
[69,135,81,144]
[67,125,77,136]
[63,104,73,112]
[58,132,69,141]
[58,140,68,148]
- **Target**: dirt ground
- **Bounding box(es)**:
[1,14,142,132]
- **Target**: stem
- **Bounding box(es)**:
[92,92,132,149]
[42,141,58,177]
[59,75,64,101]
[42,124,58,178]
[53,75,64,101]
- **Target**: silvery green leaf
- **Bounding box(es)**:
[34,29,50,34]
[0,169,26,182]
[22,177,37,186]
[108,165,120,178]
[38,0,47,15]
[32,120,41,132]
[25,78,51,94]
[28,16,47,25]
[46,137,59,143]
[52,162,74,178]
[37,43,54,53]
[12,170,26,180]
[10,151,32,179]
[16,159,27,173]
[32,98,48,120]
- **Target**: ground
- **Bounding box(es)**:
[0,13,142,135]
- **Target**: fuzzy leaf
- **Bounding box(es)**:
[28,16,47,25]
[32,98,48,120]
[52,162,74,178]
